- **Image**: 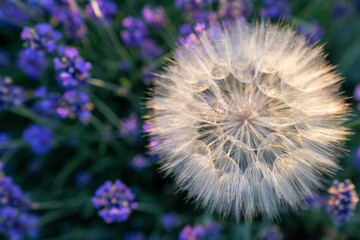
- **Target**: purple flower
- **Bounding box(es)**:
[142,66,156,85]
[259,225,283,240]
[22,124,54,155]
[0,132,10,155]
[124,231,146,240]
[304,194,326,209]
[0,77,24,109]
[179,23,193,37]
[0,49,10,68]
[139,39,163,60]
[297,21,324,44]
[142,5,167,27]
[0,0,31,26]
[121,17,148,47]
[175,0,213,13]
[56,90,93,122]
[0,163,38,240]
[74,170,92,187]
[204,221,222,238]
[333,1,351,18]
[41,0,87,39]
[21,23,62,52]
[161,211,180,231]
[54,47,92,90]
[85,0,118,21]
[92,179,137,224]
[32,87,61,117]
[355,147,360,168]
[327,179,359,226]
[194,22,206,33]
[353,85,360,102]
[260,0,291,20]
[131,154,149,171]
[17,48,47,80]
[119,113,140,138]
[219,0,253,23]
[179,224,205,240]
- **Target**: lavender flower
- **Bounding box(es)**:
[0,133,10,155]
[0,0,30,26]
[0,77,24,109]
[119,113,140,138]
[32,87,61,117]
[17,48,46,80]
[204,221,222,238]
[175,0,212,13]
[92,179,137,224]
[179,225,205,240]
[333,1,351,18]
[0,49,10,68]
[260,225,283,240]
[22,124,54,155]
[355,147,360,168]
[139,39,163,60]
[21,23,62,52]
[142,5,167,27]
[121,17,148,47]
[353,84,360,102]
[327,179,359,226]
[56,90,93,122]
[161,211,180,231]
[304,194,326,209]
[219,0,253,23]
[85,0,118,21]
[131,154,149,171]
[142,66,156,85]
[0,163,38,240]
[179,23,193,37]
[260,0,291,20]
[41,0,87,39]
[54,47,92,90]
[297,21,325,44]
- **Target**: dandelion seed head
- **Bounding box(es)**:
[146,22,350,220]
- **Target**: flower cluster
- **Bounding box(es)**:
[92,180,137,224]
[327,179,359,226]
[22,124,54,155]
[41,0,87,39]
[21,23,62,53]
[0,0,30,26]
[179,225,205,240]
[0,162,38,240]
[260,0,291,19]
[259,225,283,240]
[0,76,24,109]
[54,47,92,90]
[161,211,180,231]
[17,48,47,80]
[142,5,167,27]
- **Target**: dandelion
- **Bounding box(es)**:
[146,22,350,220]
[327,179,358,226]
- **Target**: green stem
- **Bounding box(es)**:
[344,118,360,128]
[12,107,58,128]
[89,78,128,96]
[90,92,121,128]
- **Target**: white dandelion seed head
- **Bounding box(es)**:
[146,21,350,220]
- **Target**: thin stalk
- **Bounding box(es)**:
[90,92,120,128]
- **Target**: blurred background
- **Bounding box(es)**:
[0,0,360,239]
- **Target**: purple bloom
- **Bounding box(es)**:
[327,179,359,226]
[0,0,31,26]
[204,221,222,238]
[0,132,10,155]
[22,124,54,155]
[0,163,38,240]
[21,23,62,52]
[175,0,213,13]
[74,170,92,187]
[297,21,324,44]
[179,23,193,37]
[139,39,163,60]
[124,231,146,240]
[0,49,10,68]
[353,85,360,102]
[92,179,137,224]
[119,113,140,138]
[179,224,205,240]
[194,22,206,33]
[304,194,326,209]
[219,0,253,23]
[0,77,24,109]
[56,90,93,122]
[85,0,118,21]
[260,0,291,20]
[17,48,47,80]
[131,154,149,171]
[142,5,167,27]
[121,17,148,47]
[355,147,360,168]
[142,66,156,85]
[260,225,283,240]
[41,0,87,39]
[333,1,351,18]
[32,87,61,117]
[54,47,92,90]
[161,211,180,231]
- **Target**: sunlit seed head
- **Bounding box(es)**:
[146,21,351,221]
